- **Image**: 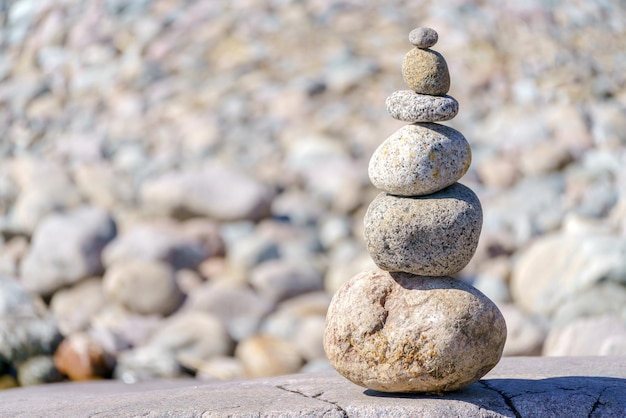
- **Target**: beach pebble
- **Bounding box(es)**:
[49,277,106,335]
[511,232,626,321]
[368,123,471,196]
[386,91,458,122]
[0,276,63,365]
[140,162,275,222]
[235,335,303,378]
[103,260,184,316]
[147,311,233,369]
[324,270,506,393]
[102,222,210,271]
[409,27,438,48]
[17,355,63,386]
[114,345,181,383]
[543,314,626,356]
[20,206,117,296]
[402,48,450,95]
[364,184,482,276]
[249,259,323,304]
[183,281,274,342]
[53,332,114,381]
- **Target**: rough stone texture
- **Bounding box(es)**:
[4,355,623,417]
[364,184,482,276]
[19,206,117,296]
[402,48,450,95]
[409,27,438,48]
[368,123,470,196]
[386,90,459,122]
[324,270,506,393]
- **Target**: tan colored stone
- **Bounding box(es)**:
[324,270,506,393]
[235,335,303,378]
[402,48,450,95]
[368,123,471,196]
[53,332,113,381]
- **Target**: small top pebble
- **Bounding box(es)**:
[409,27,438,48]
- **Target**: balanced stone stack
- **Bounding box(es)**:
[324,28,507,393]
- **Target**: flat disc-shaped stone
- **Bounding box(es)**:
[323,270,507,393]
[364,183,482,276]
[386,90,458,123]
[368,123,470,196]
[402,48,450,96]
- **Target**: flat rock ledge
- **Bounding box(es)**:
[1,356,624,417]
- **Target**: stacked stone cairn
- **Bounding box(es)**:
[323,28,507,393]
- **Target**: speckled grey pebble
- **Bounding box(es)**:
[402,48,450,96]
[363,183,482,276]
[323,270,507,393]
[368,123,470,196]
[386,90,458,122]
[409,27,438,48]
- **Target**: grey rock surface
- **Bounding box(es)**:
[0,356,624,417]
[0,276,62,365]
[324,270,506,393]
[402,48,450,95]
[103,259,184,316]
[409,27,438,48]
[368,123,470,196]
[364,184,482,276]
[20,206,117,296]
[386,90,458,122]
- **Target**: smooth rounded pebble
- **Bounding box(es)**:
[409,27,438,48]
[364,183,482,276]
[368,123,470,196]
[103,260,184,316]
[386,90,458,122]
[402,48,450,95]
[323,270,507,393]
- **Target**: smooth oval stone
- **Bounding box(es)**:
[409,27,438,48]
[386,90,458,122]
[363,183,482,276]
[402,48,450,95]
[368,123,470,196]
[324,270,507,393]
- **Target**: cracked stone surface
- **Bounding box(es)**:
[0,356,624,417]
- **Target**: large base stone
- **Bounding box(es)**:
[323,270,506,393]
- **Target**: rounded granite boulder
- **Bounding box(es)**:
[363,183,482,276]
[386,90,458,123]
[323,270,507,393]
[402,48,450,96]
[368,123,470,196]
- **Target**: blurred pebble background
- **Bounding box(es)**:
[1,0,626,387]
